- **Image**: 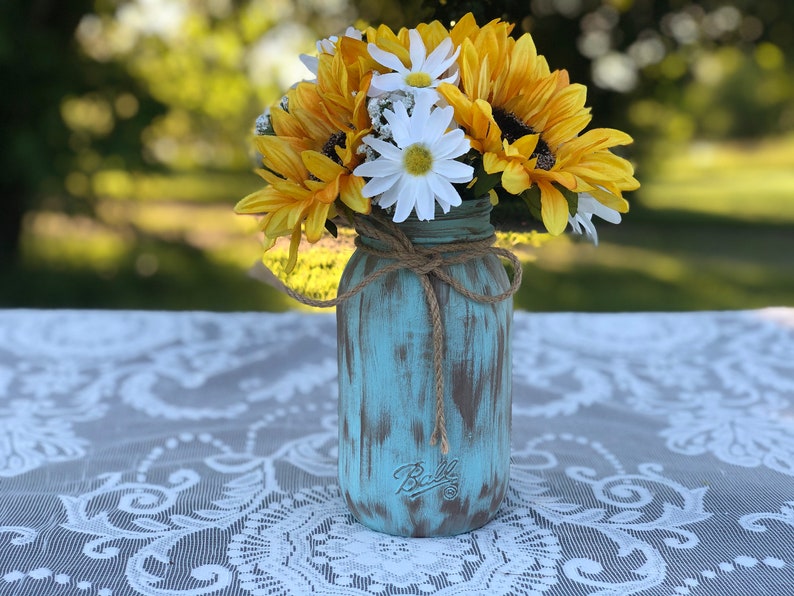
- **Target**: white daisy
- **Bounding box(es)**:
[300,27,363,76]
[568,193,622,245]
[353,93,473,222]
[367,29,459,98]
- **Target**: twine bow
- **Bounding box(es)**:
[259,212,522,454]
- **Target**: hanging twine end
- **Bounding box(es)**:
[430,429,450,455]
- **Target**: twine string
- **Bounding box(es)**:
[269,212,522,454]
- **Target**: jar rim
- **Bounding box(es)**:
[359,197,495,246]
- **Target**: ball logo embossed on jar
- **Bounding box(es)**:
[393,459,460,500]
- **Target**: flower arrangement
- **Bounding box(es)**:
[236,13,639,272]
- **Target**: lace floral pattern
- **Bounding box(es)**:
[1,308,793,595]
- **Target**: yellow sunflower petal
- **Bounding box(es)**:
[437,82,472,125]
[369,24,409,67]
[269,106,305,139]
[538,182,569,235]
[512,135,539,158]
[472,100,501,150]
[544,112,592,146]
[265,204,304,238]
[283,227,302,274]
[501,161,532,195]
[538,169,577,190]
[416,20,450,51]
[314,173,341,205]
[261,233,277,252]
[482,151,508,174]
[235,185,308,214]
[587,187,631,213]
[302,150,342,183]
[576,128,634,153]
[504,34,538,98]
[255,136,307,181]
[339,175,370,214]
[305,202,331,242]
[449,12,480,45]
[459,39,484,99]
[234,189,272,215]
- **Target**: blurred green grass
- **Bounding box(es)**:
[2,136,793,312]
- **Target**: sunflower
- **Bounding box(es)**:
[438,13,638,235]
[235,49,372,272]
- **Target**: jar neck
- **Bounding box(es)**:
[357,198,494,248]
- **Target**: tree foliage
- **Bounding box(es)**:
[2,0,793,264]
[0,0,163,262]
[417,0,794,148]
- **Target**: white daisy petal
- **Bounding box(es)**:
[568,193,622,245]
[421,104,453,145]
[381,173,411,208]
[580,194,622,224]
[580,216,598,244]
[428,175,462,211]
[299,54,319,76]
[408,30,427,72]
[413,178,437,221]
[409,94,435,140]
[370,73,409,95]
[391,179,417,222]
[383,105,412,148]
[434,159,473,184]
[389,99,410,121]
[568,214,583,235]
[432,131,470,160]
[361,172,402,198]
[377,184,400,209]
[367,43,407,73]
[423,38,458,77]
[363,136,404,160]
[354,155,403,178]
[437,72,460,87]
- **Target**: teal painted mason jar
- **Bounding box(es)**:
[336,197,513,537]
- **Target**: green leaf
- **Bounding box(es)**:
[325,218,338,238]
[558,185,579,216]
[520,186,543,221]
[471,162,501,198]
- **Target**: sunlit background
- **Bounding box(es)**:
[2,0,793,312]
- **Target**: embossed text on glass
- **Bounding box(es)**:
[393,459,460,500]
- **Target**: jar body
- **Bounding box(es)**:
[336,198,513,536]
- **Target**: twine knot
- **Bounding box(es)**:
[409,252,444,276]
[261,211,522,454]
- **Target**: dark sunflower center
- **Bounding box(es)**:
[322,131,347,166]
[492,107,556,171]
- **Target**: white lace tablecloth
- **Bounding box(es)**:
[2,308,793,596]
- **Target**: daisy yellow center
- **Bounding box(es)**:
[403,144,433,176]
[405,72,433,88]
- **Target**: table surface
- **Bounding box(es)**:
[1,308,793,596]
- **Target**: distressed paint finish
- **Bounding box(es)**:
[337,198,513,537]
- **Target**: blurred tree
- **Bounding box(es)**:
[418,0,794,152]
[0,0,360,264]
[72,0,361,174]
[0,1,92,263]
[0,0,162,264]
[4,0,792,267]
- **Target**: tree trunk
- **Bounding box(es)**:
[0,186,24,265]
